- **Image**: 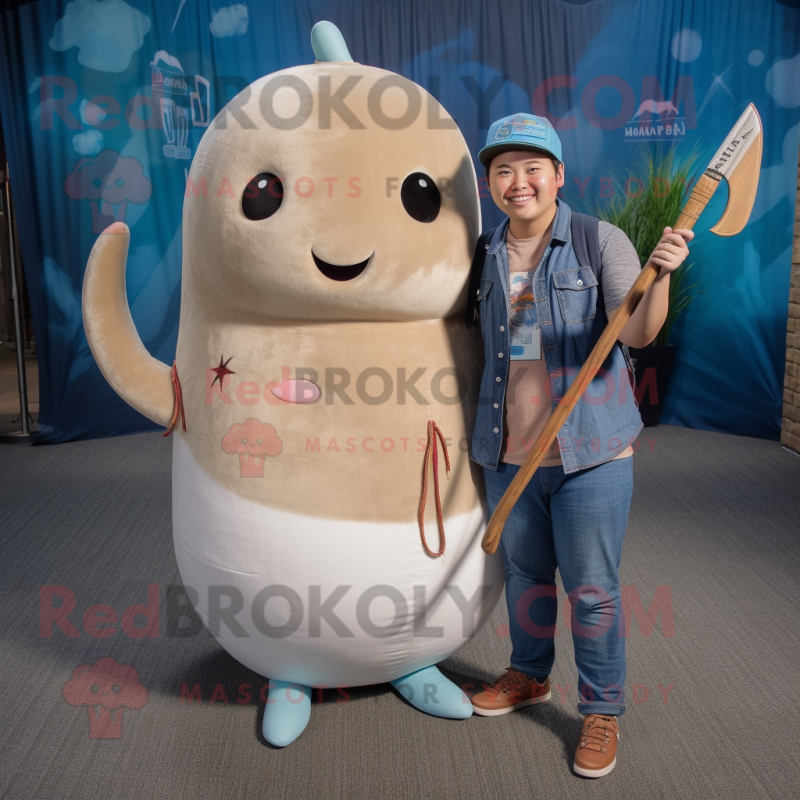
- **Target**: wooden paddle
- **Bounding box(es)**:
[481,103,763,555]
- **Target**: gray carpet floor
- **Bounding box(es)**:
[1,424,799,799]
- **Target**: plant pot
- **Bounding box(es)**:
[627,345,676,427]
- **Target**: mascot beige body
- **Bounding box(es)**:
[83,23,503,746]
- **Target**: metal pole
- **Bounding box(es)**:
[3,162,31,436]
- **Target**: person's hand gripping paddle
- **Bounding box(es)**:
[481,103,763,555]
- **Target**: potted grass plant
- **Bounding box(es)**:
[593,145,705,425]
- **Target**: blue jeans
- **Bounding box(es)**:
[484,457,633,716]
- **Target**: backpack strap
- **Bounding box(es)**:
[465,227,497,328]
[570,211,604,315]
[570,210,635,377]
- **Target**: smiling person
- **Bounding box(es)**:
[466,113,692,778]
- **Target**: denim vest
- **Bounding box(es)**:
[470,200,643,473]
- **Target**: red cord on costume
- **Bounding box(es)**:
[164,361,186,437]
[418,420,450,557]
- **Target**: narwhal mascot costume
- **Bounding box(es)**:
[82,22,503,747]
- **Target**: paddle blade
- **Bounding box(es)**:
[707,104,763,237]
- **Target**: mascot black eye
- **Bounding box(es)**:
[242,173,284,220]
[401,172,440,223]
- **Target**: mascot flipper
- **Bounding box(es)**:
[390,666,473,720]
[263,682,313,747]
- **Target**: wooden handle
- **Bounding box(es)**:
[480,172,720,555]
[673,171,720,231]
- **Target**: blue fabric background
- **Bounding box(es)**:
[0,0,797,442]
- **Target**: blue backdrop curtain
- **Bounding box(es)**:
[0,0,797,442]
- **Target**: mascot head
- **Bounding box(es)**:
[184,21,480,322]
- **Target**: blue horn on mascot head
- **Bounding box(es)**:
[311,21,354,62]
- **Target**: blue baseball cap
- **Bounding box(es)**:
[479,113,563,168]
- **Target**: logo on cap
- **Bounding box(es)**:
[495,114,547,141]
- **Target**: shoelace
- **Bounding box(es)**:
[164,360,186,437]
[487,668,530,696]
[580,714,618,754]
[418,420,450,557]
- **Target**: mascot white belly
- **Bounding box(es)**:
[82,22,503,747]
[174,434,494,689]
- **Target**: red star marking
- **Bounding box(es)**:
[211,355,235,387]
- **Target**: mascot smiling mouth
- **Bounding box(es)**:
[312,251,372,281]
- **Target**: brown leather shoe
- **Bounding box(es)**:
[573,714,619,777]
[471,668,551,716]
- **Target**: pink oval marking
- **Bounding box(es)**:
[271,379,321,404]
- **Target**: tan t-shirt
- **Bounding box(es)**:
[501,223,635,467]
